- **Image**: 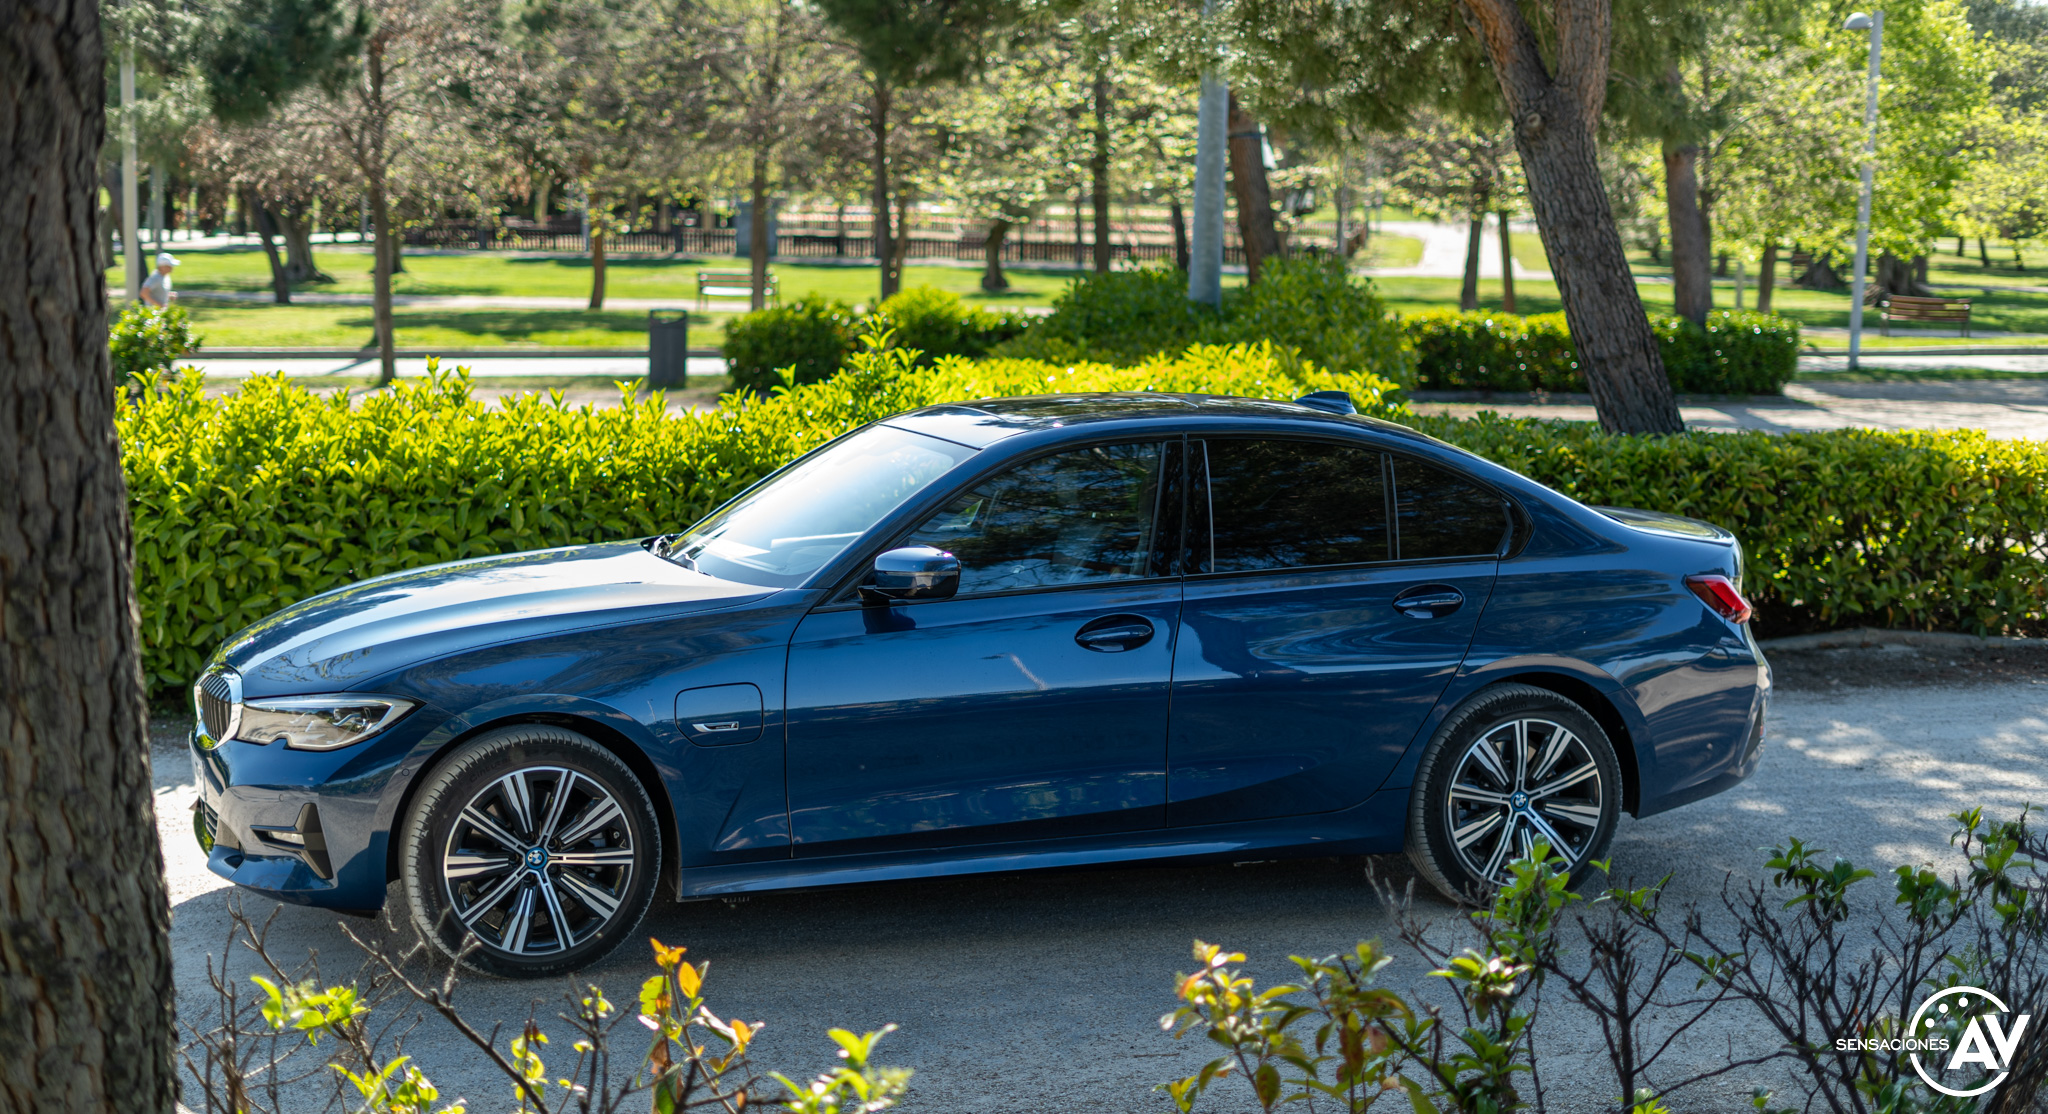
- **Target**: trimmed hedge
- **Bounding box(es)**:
[124,346,1400,691]
[123,349,2045,692]
[723,288,1032,394]
[1407,309,1799,395]
[994,258,1413,384]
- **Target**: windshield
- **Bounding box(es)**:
[659,424,977,587]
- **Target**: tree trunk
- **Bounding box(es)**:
[1461,215,1483,311]
[1978,236,1990,267]
[870,75,898,301]
[1462,0,1682,433]
[534,177,550,223]
[1913,253,1928,286]
[891,192,910,286]
[1170,195,1189,271]
[2015,243,2026,271]
[244,189,292,304]
[278,205,332,283]
[1498,209,1517,314]
[1756,240,1777,314]
[1663,143,1711,324]
[0,2,179,1109]
[100,161,120,274]
[1875,251,1930,297]
[587,225,607,310]
[749,150,771,310]
[1955,235,1964,256]
[982,217,1011,291]
[1225,90,1282,283]
[1091,69,1112,275]
[368,177,397,385]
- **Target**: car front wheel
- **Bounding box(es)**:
[399,724,662,978]
[1406,684,1621,904]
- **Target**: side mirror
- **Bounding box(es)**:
[859,546,960,604]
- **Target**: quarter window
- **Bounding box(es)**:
[1202,439,1390,573]
[1392,458,1509,559]
[902,441,1168,595]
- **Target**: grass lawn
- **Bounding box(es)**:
[110,248,1108,307]
[174,297,732,349]
[1358,235,1424,269]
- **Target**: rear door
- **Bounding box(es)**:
[1166,439,1508,827]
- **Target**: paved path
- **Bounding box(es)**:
[1367,218,1550,279]
[1413,382,2048,438]
[155,665,2048,1114]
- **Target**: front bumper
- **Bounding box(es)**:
[191,729,404,912]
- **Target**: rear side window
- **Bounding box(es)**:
[1392,457,1509,559]
[1202,439,1389,572]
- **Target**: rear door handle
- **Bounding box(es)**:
[1075,614,1155,652]
[1393,585,1465,619]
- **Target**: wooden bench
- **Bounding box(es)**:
[1880,294,1972,336]
[697,270,778,309]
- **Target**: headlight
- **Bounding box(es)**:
[236,695,416,751]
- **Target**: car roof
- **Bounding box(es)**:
[882,392,1421,449]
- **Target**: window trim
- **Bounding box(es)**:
[813,433,1188,611]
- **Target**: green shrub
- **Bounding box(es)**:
[122,346,1402,691]
[1407,309,1799,395]
[123,341,2044,691]
[996,268,1222,365]
[1655,310,1801,394]
[1402,309,1578,393]
[110,303,199,384]
[721,298,857,395]
[870,286,1033,364]
[1225,258,1413,387]
[1409,412,2048,637]
[996,258,1412,384]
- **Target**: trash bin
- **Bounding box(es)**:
[649,310,688,390]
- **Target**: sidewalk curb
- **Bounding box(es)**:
[1759,627,2043,651]
[1803,346,2048,357]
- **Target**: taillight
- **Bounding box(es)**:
[1685,574,1752,623]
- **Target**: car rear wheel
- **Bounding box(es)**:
[1406,684,1621,904]
[399,724,661,978]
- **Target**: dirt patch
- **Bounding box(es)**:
[1765,642,2048,691]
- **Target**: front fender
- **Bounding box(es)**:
[371,692,675,882]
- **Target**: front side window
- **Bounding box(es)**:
[664,425,978,587]
[902,441,1168,595]
[1391,457,1510,559]
[1202,439,1390,573]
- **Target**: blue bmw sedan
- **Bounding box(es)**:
[190,392,1768,976]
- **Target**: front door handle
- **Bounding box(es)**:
[1393,585,1464,619]
[1075,614,1155,652]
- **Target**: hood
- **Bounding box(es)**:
[220,542,774,693]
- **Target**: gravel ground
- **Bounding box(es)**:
[156,644,2048,1113]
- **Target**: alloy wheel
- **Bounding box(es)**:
[440,766,638,956]
[1443,717,1605,885]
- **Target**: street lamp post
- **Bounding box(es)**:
[1845,10,1882,373]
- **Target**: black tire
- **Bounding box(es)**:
[398,724,662,978]
[1406,684,1622,904]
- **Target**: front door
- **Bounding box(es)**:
[786,439,1183,855]
[1167,439,1508,827]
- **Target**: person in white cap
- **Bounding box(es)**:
[140,252,178,308]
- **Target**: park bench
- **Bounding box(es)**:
[1880,294,1972,337]
[697,270,778,309]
